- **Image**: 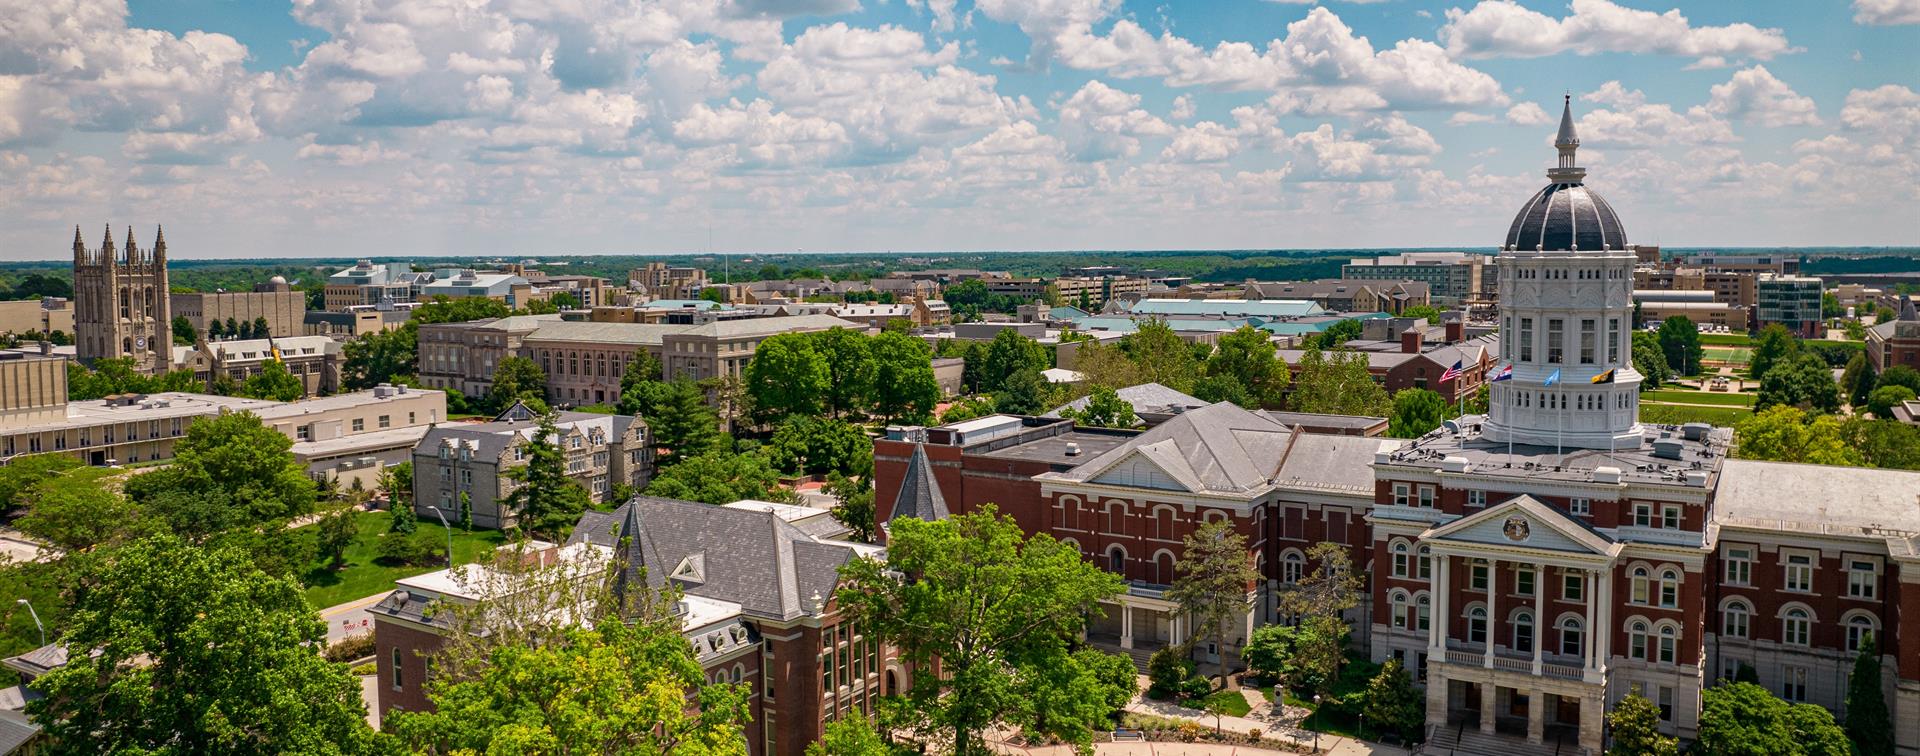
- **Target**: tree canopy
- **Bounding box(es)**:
[1694,682,1851,756]
[1733,406,1861,466]
[1058,385,1137,428]
[486,356,547,415]
[1657,317,1703,377]
[1204,326,1289,407]
[743,332,830,422]
[501,414,594,540]
[644,449,791,505]
[1387,388,1448,438]
[124,411,317,538]
[1165,519,1258,688]
[1755,354,1840,413]
[1290,347,1390,417]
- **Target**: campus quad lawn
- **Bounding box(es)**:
[1699,333,1756,347]
[295,508,507,609]
[1701,347,1752,366]
[1182,689,1252,717]
[1641,390,1756,407]
[1639,403,1753,426]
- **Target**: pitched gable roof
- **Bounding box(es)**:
[1050,402,1295,495]
[1420,495,1621,559]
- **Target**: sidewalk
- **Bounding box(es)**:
[320,590,392,645]
[991,683,1408,756]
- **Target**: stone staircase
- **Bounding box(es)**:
[1419,722,1582,756]
[1090,641,1158,673]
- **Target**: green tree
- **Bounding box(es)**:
[313,503,359,571]
[1059,385,1137,428]
[994,366,1053,415]
[767,416,874,477]
[1302,318,1363,351]
[1120,319,1199,392]
[382,462,417,534]
[28,536,378,754]
[1192,373,1250,407]
[871,331,940,423]
[807,718,894,756]
[1756,354,1840,413]
[980,329,1051,394]
[1750,324,1800,381]
[1290,347,1390,417]
[14,475,135,552]
[458,490,473,531]
[340,327,416,390]
[0,452,83,509]
[836,506,1130,755]
[1243,615,1344,695]
[1842,417,1920,470]
[501,415,593,540]
[1070,341,1145,391]
[125,411,317,538]
[241,359,306,401]
[1632,331,1670,390]
[1845,634,1894,756]
[225,316,240,339]
[1399,304,1443,322]
[252,316,271,338]
[412,295,513,325]
[642,380,726,467]
[1387,388,1449,438]
[1280,541,1363,622]
[1734,406,1862,466]
[1695,682,1849,756]
[1361,658,1424,743]
[1657,316,1703,376]
[171,315,197,346]
[1877,365,1920,395]
[744,332,830,422]
[1841,351,1874,407]
[1822,293,1845,319]
[1608,692,1679,756]
[548,291,581,309]
[644,449,791,505]
[937,395,997,424]
[1205,326,1289,407]
[825,473,877,543]
[486,355,547,414]
[208,318,225,339]
[813,327,875,416]
[1867,385,1916,418]
[1165,519,1259,690]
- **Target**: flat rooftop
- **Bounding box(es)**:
[291,424,433,458]
[1381,415,1732,490]
[978,428,1135,468]
[1715,459,1920,535]
[53,393,282,430]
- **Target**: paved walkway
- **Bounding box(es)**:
[991,680,1407,756]
[320,590,391,646]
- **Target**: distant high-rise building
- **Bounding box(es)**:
[73,224,172,375]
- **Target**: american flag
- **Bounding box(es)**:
[1439,360,1463,383]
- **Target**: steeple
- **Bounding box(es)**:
[886,443,950,533]
[100,223,115,258]
[152,225,166,261]
[1548,93,1586,184]
[72,225,84,263]
[125,226,139,264]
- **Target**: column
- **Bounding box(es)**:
[1532,566,1546,675]
[1119,601,1134,649]
[1428,555,1449,654]
[1425,671,1450,728]
[1479,681,1497,734]
[1596,565,1614,672]
[1527,691,1546,744]
[1578,693,1605,754]
[1584,569,1598,672]
[1484,558,1497,669]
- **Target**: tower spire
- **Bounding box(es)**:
[125,226,139,264]
[1548,93,1586,184]
[153,225,166,261]
[73,225,85,263]
[101,223,115,257]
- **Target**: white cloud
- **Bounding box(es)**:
[1160,121,1239,163]
[1439,0,1794,64]
[1056,80,1172,159]
[1448,112,1493,125]
[906,0,963,32]
[1840,84,1920,145]
[1169,94,1195,120]
[1576,82,1737,149]
[1505,101,1551,126]
[1852,0,1920,25]
[1707,65,1820,127]
[790,23,960,70]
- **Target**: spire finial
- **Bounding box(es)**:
[101,223,114,252]
[1548,93,1585,183]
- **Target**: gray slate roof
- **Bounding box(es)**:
[1050,402,1294,494]
[1043,382,1207,419]
[888,444,950,525]
[415,410,641,462]
[571,496,861,621]
[0,644,66,678]
[0,709,40,754]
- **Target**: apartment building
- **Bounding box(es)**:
[1756,274,1826,338]
[1343,253,1496,308]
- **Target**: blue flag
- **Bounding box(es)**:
[1544,368,1561,387]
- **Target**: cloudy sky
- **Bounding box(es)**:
[2,0,1916,260]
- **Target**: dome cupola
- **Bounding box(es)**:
[1502,95,1628,253]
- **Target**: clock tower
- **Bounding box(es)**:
[73,224,173,375]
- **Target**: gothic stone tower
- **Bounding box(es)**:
[73,224,173,375]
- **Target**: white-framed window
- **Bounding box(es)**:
[1782,608,1812,646]
[1785,554,1814,593]
[1630,566,1651,605]
[1846,614,1877,653]
[1563,572,1583,602]
[1282,552,1305,584]
[1416,593,1431,632]
[1661,505,1681,530]
[1417,545,1432,580]
[1658,686,1674,721]
[1723,546,1752,586]
[1657,623,1678,665]
[1633,503,1653,527]
[1467,606,1488,645]
[1391,591,1412,630]
[1470,561,1489,591]
[1722,600,1750,639]
[1513,610,1535,653]
[1847,560,1878,599]
[1783,665,1809,702]
[1417,485,1436,508]
[1391,542,1411,578]
[1516,566,1536,597]
[391,647,405,691]
[1569,497,1590,515]
[1559,616,1584,656]
[1467,490,1487,508]
[1628,620,1650,660]
[1392,483,1410,507]
[1659,569,1679,608]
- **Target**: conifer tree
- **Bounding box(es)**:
[1845,634,1894,756]
[1166,519,1258,689]
[502,414,592,540]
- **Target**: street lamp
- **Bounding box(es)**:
[16,599,44,646]
[426,506,453,568]
[1312,693,1323,753]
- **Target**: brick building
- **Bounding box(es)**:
[1866,299,1919,374]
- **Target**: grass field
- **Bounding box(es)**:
[1639,403,1753,426]
[1642,390,1756,407]
[1700,333,1756,346]
[1702,346,1752,367]
[1182,689,1252,717]
[294,508,507,609]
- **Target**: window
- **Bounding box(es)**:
[1657,624,1677,664]
[352,418,365,432]
[1846,615,1876,653]
[1391,592,1412,630]
[1579,319,1596,364]
[1633,503,1653,527]
[1547,319,1564,364]
[1416,594,1431,632]
[1520,318,1534,362]
[1417,486,1436,508]
[1782,608,1811,646]
[1848,560,1877,599]
[1658,686,1674,722]
[1467,607,1487,644]
[1629,620,1649,660]
[1559,617,1584,657]
[1283,552,1304,584]
[1563,573,1584,602]
[378,414,391,429]
[1513,611,1534,653]
[1722,601,1750,639]
[391,648,404,690]
[1470,561,1489,591]
[1661,506,1681,530]
[1516,567,1536,597]
[1783,666,1808,702]
[1392,483,1410,507]
[1785,554,1814,592]
[1107,547,1125,574]
[1417,546,1432,580]
[1607,318,1621,364]
[1569,497,1590,515]
[1467,490,1487,508]
[1659,569,1679,608]
[1392,542,1410,578]
[1723,547,1752,586]
[1630,567,1650,605]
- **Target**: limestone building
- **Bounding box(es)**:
[72,224,171,375]
[169,277,305,339]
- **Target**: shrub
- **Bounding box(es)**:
[323,633,375,663]
[375,529,444,567]
[349,662,377,676]
[1175,676,1212,701]
[1147,646,1195,700]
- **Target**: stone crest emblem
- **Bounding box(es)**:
[1503,516,1530,541]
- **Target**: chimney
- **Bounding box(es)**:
[1444,320,1464,343]
[1401,328,1423,354]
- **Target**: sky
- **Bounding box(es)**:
[0,0,1916,261]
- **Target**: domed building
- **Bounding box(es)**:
[1481,96,1644,450]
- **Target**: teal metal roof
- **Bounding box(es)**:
[1128,299,1326,318]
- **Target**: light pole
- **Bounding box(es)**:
[16,599,44,646]
[426,506,453,568]
[1312,693,1322,753]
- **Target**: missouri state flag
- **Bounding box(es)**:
[1488,364,1513,382]
[1591,368,1616,384]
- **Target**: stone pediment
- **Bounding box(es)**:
[1086,442,1199,492]
[1421,495,1621,559]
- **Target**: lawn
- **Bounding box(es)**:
[294,508,507,609]
[1700,333,1756,346]
[1642,390,1756,407]
[1638,403,1754,426]
[1702,346,1752,367]
[1181,689,1251,717]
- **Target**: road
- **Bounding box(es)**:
[320,590,391,646]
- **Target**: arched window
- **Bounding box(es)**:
[1391,542,1410,578]
[1630,566,1651,605]
[1846,614,1877,653]
[1628,620,1650,660]
[1107,546,1126,575]
[1282,551,1305,585]
[1467,606,1488,645]
[1657,623,1678,664]
[1659,569,1680,608]
[1390,591,1412,630]
[1154,551,1175,585]
[1417,545,1432,580]
[1513,610,1535,653]
[1722,600,1751,639]
[1416,593,1431,632]
[1559,616,1584,657]
[1783,608,1812,647]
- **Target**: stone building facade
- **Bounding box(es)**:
[409,403,650,530]
[73,224,171,374]
[169,278,304,339]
